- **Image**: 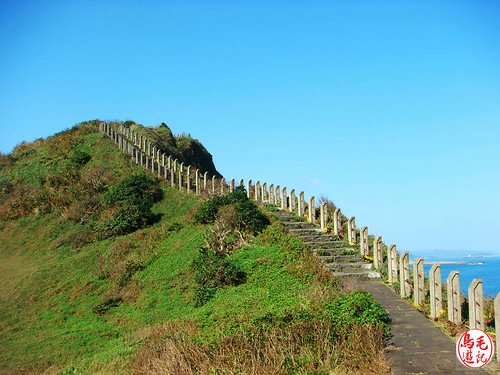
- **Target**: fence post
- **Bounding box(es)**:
[275,185,280,206]
[269,184,274,204]
[333,208,341,236]
[320,202,328,231]
[281,187,287,210]
[399,252,410,298]
[388,244,398,283]
[254,181,260,201]
[429,264,442,320]
[360,226,368,256]
[446,271,461,325]
[373,236,382,269]
[308,196,315,224]
[229,179,234,193]
[468,279,484,330]
[221,178,225,194]
[247,180,252,199]
[212,176,216,194]
[347,217,356,244]
[195,169,200,196]
[203,172,208,191]
[289,189,296,213]
[298,192,305,217]
[239,179,244,188]
[413,258,425,306]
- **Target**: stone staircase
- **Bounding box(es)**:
[272,209,380,279]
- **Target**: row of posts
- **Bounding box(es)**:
[100,122,499,360]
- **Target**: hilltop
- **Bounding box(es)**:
[0,121,389,374]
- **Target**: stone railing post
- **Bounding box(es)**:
[388,244,398,283]
[373,236,382,269]
[230,179,235,193]
[255,181,260,201]
[446,271,461,325]
[203,172,208,191]
[262,182,268,202]
[429,264,442,320]
[239,179,244,187]
[308,196,315,224]
[195,170,200,196]
[289,189,296,213]
[275,185,280,206]
[413,258,425,306]
[360,226,368,256]
[399,252,410,298]
[281,187,287,210]
[320,202,328,231]
[178,163,184,191]
[269,184,274,204]
[247,180,252,199]
[212,176,216,194]
[495,293,500,361]
[468,279,484,330]
[186,166,191,192]
[221,178,225,194]
[347,216,356,244]
[333,208,341,236]
[298,192,305,217]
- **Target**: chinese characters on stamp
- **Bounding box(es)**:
[456,329,494,368]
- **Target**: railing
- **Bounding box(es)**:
[100,121,499,361]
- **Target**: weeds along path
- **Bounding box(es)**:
[271,208,488,375]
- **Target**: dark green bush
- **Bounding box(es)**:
[195,186,269,235]
[192,247,246,306]
[327,290,390,337]
[69,149,91,167]
[100,174,163,237]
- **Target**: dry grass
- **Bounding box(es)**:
[133,320,390,375]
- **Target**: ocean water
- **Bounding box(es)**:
[410,252,500,298]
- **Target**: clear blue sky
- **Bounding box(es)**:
[1,1,499,255]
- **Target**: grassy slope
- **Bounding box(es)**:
[0,125,355,374]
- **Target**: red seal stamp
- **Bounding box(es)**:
[456,329,494,368]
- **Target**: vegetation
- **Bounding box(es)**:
[0,121,390,374]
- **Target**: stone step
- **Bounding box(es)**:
[296,236,340,243]
[325,262,373,272]
[330,271,381,279]
[317,254,362,263]
[287,228,323,234]
[314,248,360,256]
[281,221,315,229]
[305,241,348,248]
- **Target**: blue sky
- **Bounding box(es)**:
[1,1,499,255]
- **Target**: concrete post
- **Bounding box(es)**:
[360,226,368,256]
[446,271,461,325]
[167,156,172,170]
[179,162,184,191]
[289,189,296,213]
[230,179,235,193]
[269,184,274,204]
[373,236,382,269]
[333,208,341,236]
[399,252,410,298]
[298,192,305,217]
[308,196,315,224]
[255,181,260,201]
[275,185,280,206]
[247,180,252,199]
[212,176,216,194]
[429,264,442,320]
[195,170,200,196]
[164,156,168,181]
[135,148,139,165]
[221,178,225,194]
[468,279,484,330]
[239,179,244,187]
[495,293,500,361]
[347,217,356,244]
[388,244,398,283]
[204,172,208,191]
[262,182,267,202]
[413,258,425,306]
[186,166,191,193]
[281,187,287,210]
[320,202,328,231]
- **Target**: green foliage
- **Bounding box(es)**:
[195,186,269,235]
[69,149,91,167]
[192,247,246,306]
[327,290,390,336]
[92,297,123,315]
[101,173,163,237]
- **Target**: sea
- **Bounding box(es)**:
[410,250,500,298]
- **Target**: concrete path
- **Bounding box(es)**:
[272,209,488,374]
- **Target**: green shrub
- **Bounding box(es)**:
[327,290,390,337]
[192,247,246,306]
[195,186,269,235]
[100,173,163,237]
[69,149,91,167]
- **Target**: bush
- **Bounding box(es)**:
[192,247,246,306]
[100,174,163,237]
[195,187,269,235]
[327,290,390,337]
[69,149,91,167]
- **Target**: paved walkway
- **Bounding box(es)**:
[273,209,488,374]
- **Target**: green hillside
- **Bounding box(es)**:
[0,121,389,374]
